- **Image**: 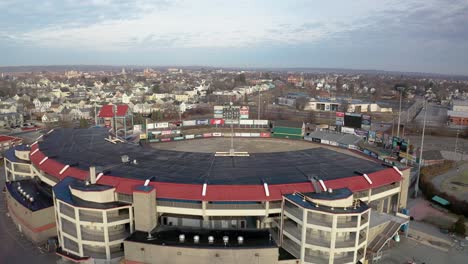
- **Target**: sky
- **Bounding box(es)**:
[1,0,468,75]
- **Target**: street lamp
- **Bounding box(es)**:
[414,99,427,198]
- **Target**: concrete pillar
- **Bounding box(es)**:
[330,215,337,264]
[129,206,134,233]
[202,201,208,221]
[300,208,307,264]
[378,199,384,213]
[103,210,110,260]
[132,186,157,232]
[74,207,83,256]
[386,196,392,213]
[89,166,96,184]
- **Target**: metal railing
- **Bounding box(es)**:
[307,215,333,227]
[304,255,329,264]
[157,200,202,209]
[334,239,356,248]
[61,218,77,237]
[334,255,355,264]
[336,220,358,229]
[371,184,399,196]
[79,211,103,222]
[117,193,133,203]
[283,220,302,240]
[81,231,105,242]
[284,205,303,221]
[207,203,264,210]
[306,236,331,248]
[269,201,282,209]
[282,239,300,258]
[107,213,130,223]
[60,204,76,219]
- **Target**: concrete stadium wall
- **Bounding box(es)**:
[5,191,56,243]
[124,241,278,264]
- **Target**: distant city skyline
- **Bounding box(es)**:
[1,0,468,75]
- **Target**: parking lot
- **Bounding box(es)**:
[381,236,467,264]
[0,166,59,264]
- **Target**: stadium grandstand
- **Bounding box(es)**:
[3,127,411,264]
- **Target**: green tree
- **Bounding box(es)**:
[79,118,89,128]
[453,215,466,236]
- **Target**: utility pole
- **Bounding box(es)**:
[397,90,402,138]
[258,92,261,120]
[415,100,427,198]
[455,129,460,157]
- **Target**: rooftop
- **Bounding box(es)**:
[126,227,277,249]
[6,180,53,211]
[29,128,404,201]
[38,128,386,185]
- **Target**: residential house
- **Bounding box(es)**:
[41,113,60,123]
[33,97,52,112]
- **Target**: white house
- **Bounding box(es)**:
[33,97,52,112]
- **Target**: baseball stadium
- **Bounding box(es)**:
[3,122,411,264]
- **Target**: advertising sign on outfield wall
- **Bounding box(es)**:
[149,139,160,143]
[147,123,155,129]
[250,133,260,137]
[239,119,254,125]
[182,120,197,126]
[196,119,210,125]
[203,133,212,138]
[139,133,147,139]
[185,134,195,139]
[156,122,169,128]
[161,138,171,142]
[241,133,251,137]
[133,125,142,132]
[321,139,330,145]
[195,134,203,138]
[212,132,223,137]
[260,132,271,138]
[329,141,338,146]
[341,127,356,134]
[253,120,269,125]
[173,136,184,141]
[210,119,225,125]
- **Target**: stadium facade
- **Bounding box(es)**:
[3,128,410,264]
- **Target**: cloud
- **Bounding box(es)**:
[1,0,468,74]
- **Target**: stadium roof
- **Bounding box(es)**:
[30,128,405,201]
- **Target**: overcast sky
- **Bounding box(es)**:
[1,0,467,75]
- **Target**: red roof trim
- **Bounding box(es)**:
[29,144,406,202]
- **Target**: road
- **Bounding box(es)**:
[0,166,59,264]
